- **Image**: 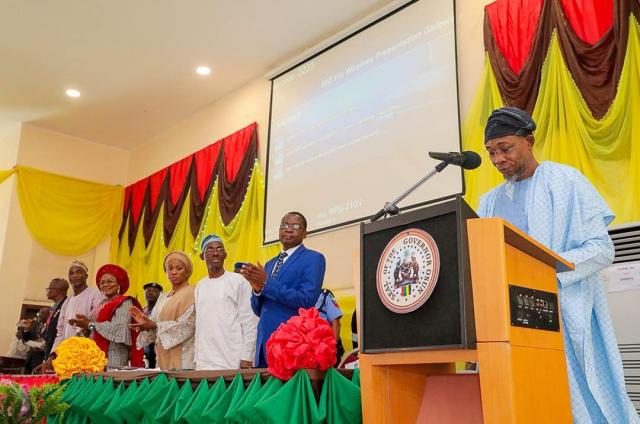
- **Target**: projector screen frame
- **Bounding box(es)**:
[263,0,465,245]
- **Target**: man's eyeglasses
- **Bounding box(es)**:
[279,223,304,230]
[204,245,225,253]
[45,288,57,292]
[486,144,519,159]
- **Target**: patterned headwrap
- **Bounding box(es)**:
[200,234,223,252]
[96,264,130,294]
[69,260,88,274]
[485,107,536,143]
[163,251,193,278]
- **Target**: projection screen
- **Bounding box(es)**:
[265,0,462,243]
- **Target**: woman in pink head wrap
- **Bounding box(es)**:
[69,264,143,368]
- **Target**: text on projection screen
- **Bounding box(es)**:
[265,0,461,242]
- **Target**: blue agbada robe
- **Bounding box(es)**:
[479,161,639,424]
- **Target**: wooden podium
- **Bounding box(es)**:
[359,215,574,423]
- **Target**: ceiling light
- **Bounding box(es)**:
[65,89,81,98]
[195,66,211,76]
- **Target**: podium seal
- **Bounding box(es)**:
[376,228,440,314]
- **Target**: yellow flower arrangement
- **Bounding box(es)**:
[53,336,108,380]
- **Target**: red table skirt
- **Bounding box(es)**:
[0,374,59,388]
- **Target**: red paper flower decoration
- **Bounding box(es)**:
[266,307,337,380]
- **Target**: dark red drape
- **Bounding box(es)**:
[486,0,544,75]
[119,122,258,250]
[484,0,637,119]
[560,0,614,44]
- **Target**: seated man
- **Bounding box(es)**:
[7,319,31,359]
[21,308,49,373]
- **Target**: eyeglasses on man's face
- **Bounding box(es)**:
[279,223,304,230]
[486,143,519,159]
[485,137,528,160]
[204,244,225,253]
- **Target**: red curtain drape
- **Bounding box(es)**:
[560,0,614,44]
[119,122,258,249]
[484,0,637,118]
[486,0,544,75]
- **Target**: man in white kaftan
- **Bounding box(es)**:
[194,234,257,370]
[479,107,638,424]
[52,260,104,351]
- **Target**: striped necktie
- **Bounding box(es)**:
[271,252,288,278]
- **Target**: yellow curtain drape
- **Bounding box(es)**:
[113,163,279,300]
[15,166,123,256]
[461,55,505,209]
[0,168,16,185]
[463,21,640,225]
[532,23,640,224]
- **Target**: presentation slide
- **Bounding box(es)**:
[265,0,462,242]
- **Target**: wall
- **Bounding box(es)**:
[128,0,490,291]
[128,79,271,183]
[0,124,129,353]
[18,125,129,186]
[0,122,23,355]
[0,122,22,262]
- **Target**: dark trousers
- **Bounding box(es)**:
[144,344,156,368]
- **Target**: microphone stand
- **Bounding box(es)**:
[370,160,450,222]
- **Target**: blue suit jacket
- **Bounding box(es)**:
[251,244,325,367]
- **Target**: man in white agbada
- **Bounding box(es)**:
[53,260,104,350]
[194,234,257,369]
[479,107,638,424]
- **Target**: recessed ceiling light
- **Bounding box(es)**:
[195,66,211,76]
[65,89,81,98]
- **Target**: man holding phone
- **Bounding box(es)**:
[240,212,326,368]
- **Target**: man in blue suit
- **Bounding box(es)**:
[240,211,326,368]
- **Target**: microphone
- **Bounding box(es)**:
[370,150,481,222]
[428,151,481,170]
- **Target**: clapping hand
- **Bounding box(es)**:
[68,314,90,329]
[128,306,157,331]
[239,262,267,293]
[129,306,146,322]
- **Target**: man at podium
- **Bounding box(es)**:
[478,107,638,423]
